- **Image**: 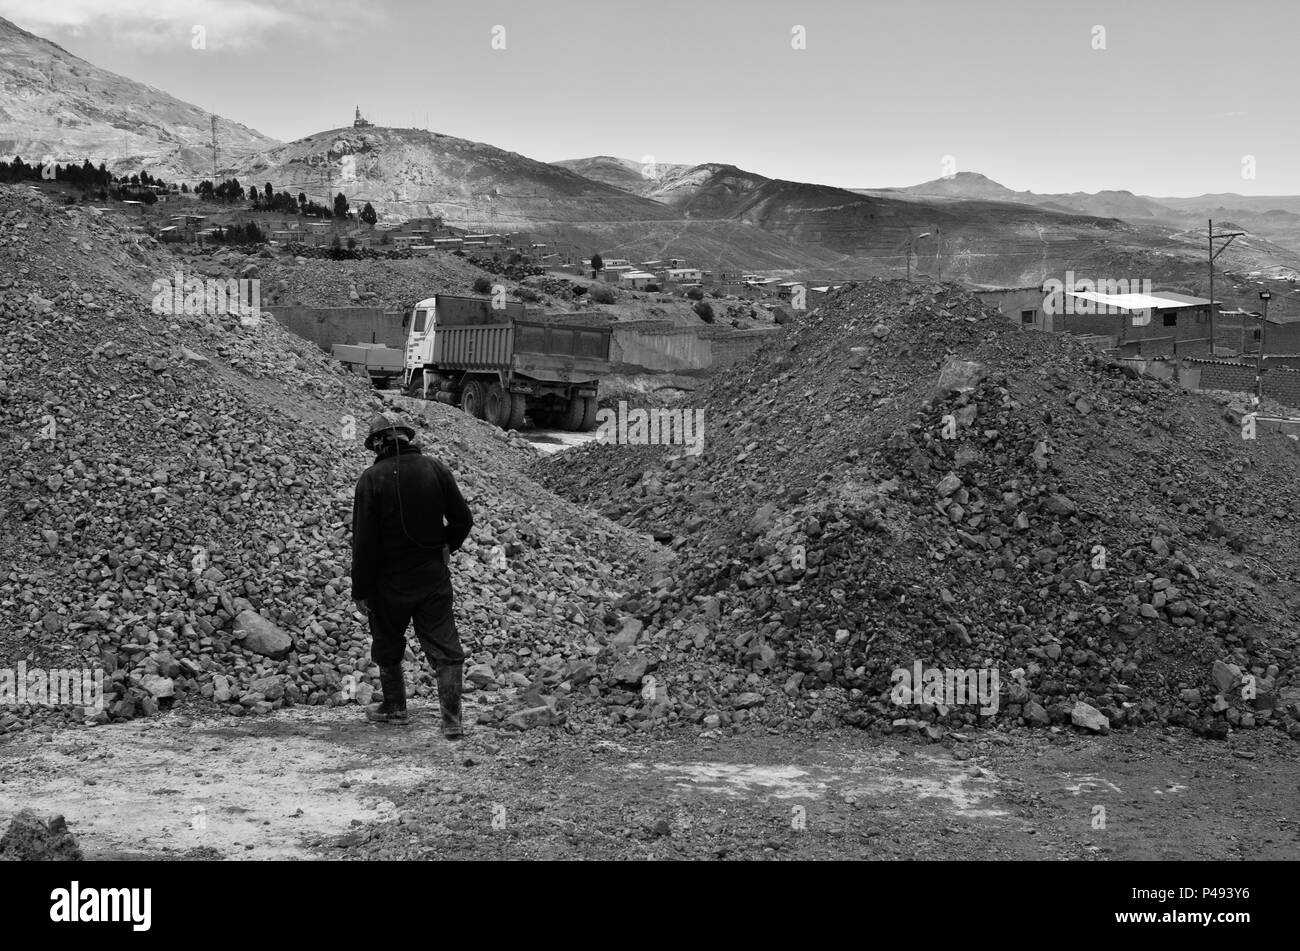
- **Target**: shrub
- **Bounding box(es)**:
[472,276,493,294]
[589,284,616,304]
[685,286,704,301]
[693,300,714,323]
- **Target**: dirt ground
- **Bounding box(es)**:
[1,702,1294,861]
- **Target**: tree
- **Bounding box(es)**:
[347,237,357,250]
[360,202,377,226]
[590,252,604,279]
[298,192,307,209]
[265,183,274,202]
[181,182,189,193]
[334,192,350,219]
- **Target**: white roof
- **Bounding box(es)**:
[621,271,656,280]
[1063,290,1209,310]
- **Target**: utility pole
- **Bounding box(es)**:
[209,115,219,184]
[1208,218,1245,355]
[934,226,942,282]
[1258,290,1272,403]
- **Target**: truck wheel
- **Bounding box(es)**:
[561,396,586,431]
[504,393,528,430]
[579,397,600,432]
[461,381,487,419]
[485,383,510,428]
[406,373,427,399]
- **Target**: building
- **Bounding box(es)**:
[619,270,656,290]
[666,267,703,283]
[1052,288,1215,357]
[973,286,1047,330]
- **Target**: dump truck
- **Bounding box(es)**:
[401,294,612,431]
[331,342,405,389]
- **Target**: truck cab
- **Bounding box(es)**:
[404,297,439,379]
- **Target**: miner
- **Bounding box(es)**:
[351,412,473,738]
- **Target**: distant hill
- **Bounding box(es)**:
[896,171,1024,202]
[873,172,1181,221]
[551,155,691,197]
[238,128,680,224]
[0,15,278,180]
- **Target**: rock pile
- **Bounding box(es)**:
[0,810,82,860]
[0,184,656,732]
[539,279,1300,740]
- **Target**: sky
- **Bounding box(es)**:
[2,0,1297,196]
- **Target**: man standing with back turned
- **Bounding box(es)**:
[351,412,473,738]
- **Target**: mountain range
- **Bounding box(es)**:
[3,13,1298,286]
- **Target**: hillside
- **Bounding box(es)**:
[237,128,681,225]
[551,155,692,197]
[0,15,278,179]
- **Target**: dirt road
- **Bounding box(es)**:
[2,704,1294,860]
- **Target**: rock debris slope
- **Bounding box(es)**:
[0,184,655,732]
[539,280,1300,740]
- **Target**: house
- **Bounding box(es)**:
[973,286,1047,330]
[619,270,656,290]
[666,267,703,283]
[776,281,806,301]
[1052,288,1215,357]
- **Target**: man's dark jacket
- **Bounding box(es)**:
[350,443,473,601]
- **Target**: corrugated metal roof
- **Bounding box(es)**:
[1063,290,1212,310]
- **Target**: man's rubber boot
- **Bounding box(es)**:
[437,664,464,739]
[366,664,410,725]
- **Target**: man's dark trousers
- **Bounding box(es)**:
[369,556,464,670]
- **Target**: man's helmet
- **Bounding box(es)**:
[364,412,416,450]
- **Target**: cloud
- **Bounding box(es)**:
[0,0,382,51]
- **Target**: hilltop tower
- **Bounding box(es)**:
[353,107,373,129]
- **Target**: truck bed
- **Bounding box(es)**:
[431,319,612,383]
[332,343,404,372]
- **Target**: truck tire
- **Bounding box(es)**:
[579,397,600,432]
[461,381,487,419]
[561,396,587,431]
[485,383,509,428]
[406,372,427,399]
[504,393,528,430]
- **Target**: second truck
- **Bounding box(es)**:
[398,294,612,431]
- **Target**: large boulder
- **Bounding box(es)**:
[1071,701,1110,734]
[935,358,986,396]
[233,610,293,660]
